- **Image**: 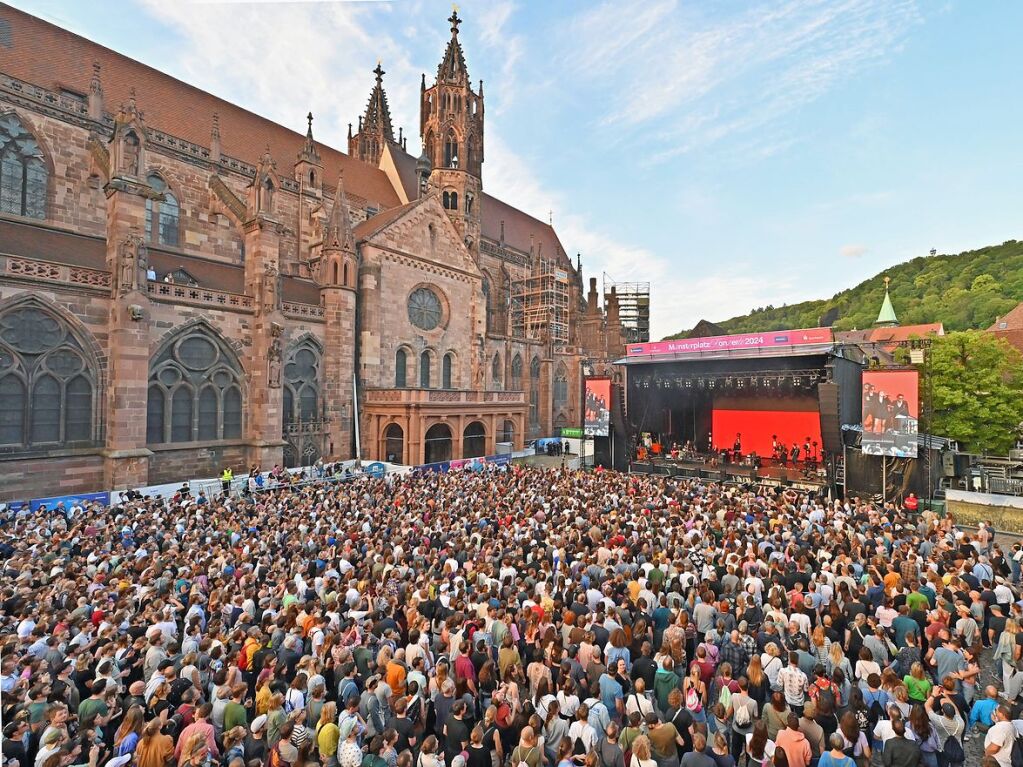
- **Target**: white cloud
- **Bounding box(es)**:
[840,244,868,258]
[563,0,922,162]
[129,0,884,338]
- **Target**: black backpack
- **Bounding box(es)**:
[937,734,964,767]
[1011,732,1023,767]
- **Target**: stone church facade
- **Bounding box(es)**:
[0,5,628,500]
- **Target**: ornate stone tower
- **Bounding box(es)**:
[318,173,358,460]
[420,9,483,259]
[348,63,395,166]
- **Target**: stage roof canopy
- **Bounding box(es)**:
[616,343,835,365]
[619,327,836,365]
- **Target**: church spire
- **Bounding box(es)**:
[297,111,321,165]
[324,172,354,254]
[875,276,899,327]
[437,7,469,83]
[348,63,395,166]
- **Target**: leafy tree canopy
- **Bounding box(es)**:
[925,331,1023,454]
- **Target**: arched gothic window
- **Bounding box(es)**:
[395,348,408,388]
[442,190,459,211]
[510,354,523,389]
[283,339,321,428]
[0,302,98,450]
[146,324,244,444]
[0,113,47,219]
[442,352,453,389]
[481,275,492,333]
[554,362,569,408]
[420,350,432,388]
[144,173,179,247]
[444,129,458,168]
[492,353,502,390]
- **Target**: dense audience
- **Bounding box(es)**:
[1,465,1021,767]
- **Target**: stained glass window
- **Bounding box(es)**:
[0,113,47,219]
[408,287,442,331]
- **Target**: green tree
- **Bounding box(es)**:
[925,331,1023,453]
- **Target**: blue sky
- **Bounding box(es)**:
[14,0,1023,338]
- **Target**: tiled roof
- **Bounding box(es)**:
[353,199,420,242]
[989,301,1023,331]
[480,192,571,268]
[835,323,944,345]
[992,329,1023,355]
[0,3,400,210]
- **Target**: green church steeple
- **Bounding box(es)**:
[875,276,899,327]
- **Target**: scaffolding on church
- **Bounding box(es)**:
[510,250,570,344]
[603,275,650,344]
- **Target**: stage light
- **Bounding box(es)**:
[685,380,693,389]
[737,379,745,389]
[698,378,706,388]
[725,377,733,387]
[708,379,716,389]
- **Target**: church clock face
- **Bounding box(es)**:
[408,287,443,331]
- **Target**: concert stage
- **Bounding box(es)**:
[617,329,863,489]
[628,454,829,492]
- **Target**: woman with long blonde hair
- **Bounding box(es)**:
[994,618,1022,700]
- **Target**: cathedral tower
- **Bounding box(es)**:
[348,63,395,166]
[420,9,483,259]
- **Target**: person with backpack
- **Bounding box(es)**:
[594,723,626,767]
[567,705,597,758]
[923,692,964,767]
[729,677,758,758]
[508,725,543,767]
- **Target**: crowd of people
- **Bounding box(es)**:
[1,465,1021,767]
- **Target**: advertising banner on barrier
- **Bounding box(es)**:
[29,491,110,512]
[584,378,611,437]
[626,327,833,357]
[418,453,512,473]
[861,369,919,457]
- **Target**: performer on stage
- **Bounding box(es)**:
[706,433,713,454]
[803,437,812,462]
[733,433,742,461]
[790,442,801,464]
[771,435,781,460]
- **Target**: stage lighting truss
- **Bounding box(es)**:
[636,369,823,393]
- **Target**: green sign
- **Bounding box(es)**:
[560,427,584,438]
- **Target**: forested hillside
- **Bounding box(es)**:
[666,240,1023,338]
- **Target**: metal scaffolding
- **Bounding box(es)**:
[511,255,570,343]
[603,275,650,344]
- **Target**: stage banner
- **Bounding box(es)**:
[627,327,833,357]
[584,377,611,437]
[861,369,919,457]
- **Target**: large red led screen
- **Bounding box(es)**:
[711,407,822,459]
[584,377,611,437]
[861,369,918,457]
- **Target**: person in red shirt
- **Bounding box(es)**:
[904,493,919,513]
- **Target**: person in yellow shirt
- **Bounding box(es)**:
[316,701,340,767]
